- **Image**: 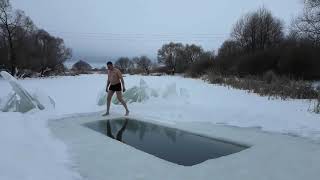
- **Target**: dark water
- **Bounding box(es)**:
[84,119,248,166]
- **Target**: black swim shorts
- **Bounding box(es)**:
[108,83,122,92]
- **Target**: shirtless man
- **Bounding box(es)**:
[103,61,129,116]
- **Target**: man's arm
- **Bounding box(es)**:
[118,70,126,92]
[106,74,110,92]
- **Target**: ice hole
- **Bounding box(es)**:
[84,118,249,166]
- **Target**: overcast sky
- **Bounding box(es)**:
[12,0,303,60]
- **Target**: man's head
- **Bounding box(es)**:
[107,61,113,70]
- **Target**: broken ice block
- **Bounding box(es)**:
[0,71,55,113]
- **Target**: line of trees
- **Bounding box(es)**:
[213,5,320,80]
[157,42,214,74]
[0,0,71,76]
[1,0,319,80]
[155,3,320,80]
[114,56,153,74]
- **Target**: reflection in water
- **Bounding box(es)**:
[138,122,147,141]
[84,119,249,166]
[164,128,177,143]
[106,119,129,142]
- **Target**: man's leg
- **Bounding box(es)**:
[104,90,115,116]
[116,91,129,116]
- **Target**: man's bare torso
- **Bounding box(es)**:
[108,68,121,85]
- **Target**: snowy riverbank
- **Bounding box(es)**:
[0,74,319,180]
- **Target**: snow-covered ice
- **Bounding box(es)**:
[0,74,320,180]
[0,112,81,180]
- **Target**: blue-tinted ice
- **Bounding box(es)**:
[0,71,55,113]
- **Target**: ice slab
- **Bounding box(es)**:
[96,79,159,106]
[113,79,159,104]
[96,90,107,106]
[162,83,178,98]
[0,71,55,113]
[96,79,190,106]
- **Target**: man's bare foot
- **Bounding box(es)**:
[102,112,110,116]
[125,110,129,116]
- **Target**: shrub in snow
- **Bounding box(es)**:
[207,69,318,100]
[262,70,279,84]
[186,58,215,78]
[314,93,320,114]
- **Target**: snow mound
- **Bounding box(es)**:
[0,71,55,113]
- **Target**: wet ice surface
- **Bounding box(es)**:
[84,119,248,166]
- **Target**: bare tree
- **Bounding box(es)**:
[218,40,242,57]
[54,38,72,69]
[157,42,185,71]
[115,57,133,73]
[0,0,33,75]
[134,56,152,74]
[0,1,71,76]
[231,7,284,52]
[201,51,215,61]
[293,0,320,45]
[33,30,71,75]
[35,30,53,75]
[132,56,139,67]
[0,24,7,67]
[184,44,203,64]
